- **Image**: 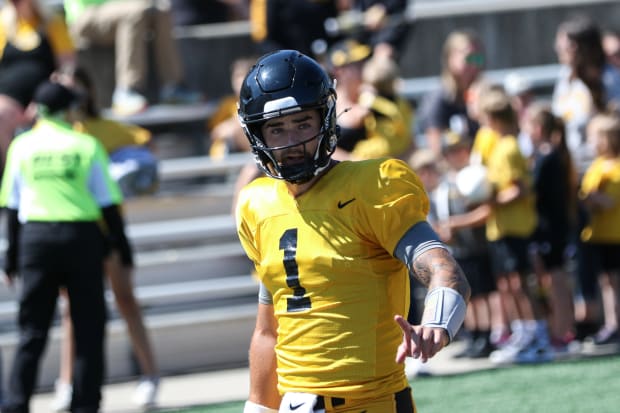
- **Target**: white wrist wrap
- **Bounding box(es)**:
[421,287,467,342]
[244,401,279,413]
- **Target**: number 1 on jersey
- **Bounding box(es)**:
[280,228,311,312]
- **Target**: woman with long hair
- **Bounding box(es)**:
[417,29,484,155]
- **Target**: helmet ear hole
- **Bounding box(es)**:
[238,50,338,183]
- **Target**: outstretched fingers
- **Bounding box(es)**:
[394,315,419,362]
[394,315,449,363]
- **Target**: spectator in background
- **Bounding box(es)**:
[456,88,553,364]
[207,56,256,159]
[0,0,76,174]
[333,0,410,61]
[0,81,128,413]
[553,14,610,175]
[48,67,160,411]
[434,131,498,359]
[523,102,579,352]
[70,68,159,198]
[353,53,415,160]
[455,80,511,348]
[417,29,483,156]
[467,80,503,168]
[325,38,372,157]
[63,0,202,116]
[249,0,339,58]
[327,38,414,161]
[579,110,620,347]
[551,14,611,339]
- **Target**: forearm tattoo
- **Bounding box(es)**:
[412,248,471,300]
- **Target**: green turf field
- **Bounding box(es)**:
[159,354,620,413]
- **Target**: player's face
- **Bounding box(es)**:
[261,109,322,167]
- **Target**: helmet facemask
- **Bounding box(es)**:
[238,50,340,184]
[245,98,338,184]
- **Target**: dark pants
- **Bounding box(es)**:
[3,222,107,413]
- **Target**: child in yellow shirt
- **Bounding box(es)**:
[579,110,620,346]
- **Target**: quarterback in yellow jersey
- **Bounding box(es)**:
[235,50,471,413]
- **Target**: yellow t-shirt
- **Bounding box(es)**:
[73,117,151,154]
[485,134,537,241]
[471,125,500,166]
[236,158,428,399]
[580,157,620,243]
[0,10,74,57]
[351,92,414,160]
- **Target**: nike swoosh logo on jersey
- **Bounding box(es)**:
[337,198,356,209]
[289,402,305,410]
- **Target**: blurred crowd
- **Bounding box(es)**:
[212,1,620,372]
[1,0,620,410]
[406,16,620,367]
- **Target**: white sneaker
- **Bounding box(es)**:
[490,337,554,365]
[50,379,72,412]
[132,376,160,408]
[112,88,148,116]
[489,341,523,364]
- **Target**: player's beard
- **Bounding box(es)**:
[273,139,318,183]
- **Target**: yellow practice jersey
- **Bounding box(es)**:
[236,158,429,399]
[580,157,620,243]
[486,134,537,241]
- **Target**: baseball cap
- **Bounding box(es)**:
[33,81,81,114]
[326,39,372,70]
[442,130,470,152]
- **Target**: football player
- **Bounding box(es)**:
[235,50,471,413]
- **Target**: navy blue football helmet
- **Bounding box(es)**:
[238,50,339,184]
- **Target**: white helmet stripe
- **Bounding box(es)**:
[263,96,301,115]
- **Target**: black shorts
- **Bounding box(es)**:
[488,237,532,277]
[530,237,567,270]
[456,254,496,296]
[0,63,51,107]
[588,242,620,273]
